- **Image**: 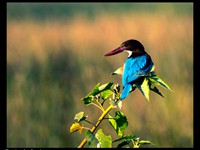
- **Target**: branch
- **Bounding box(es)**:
[78,104,113,148]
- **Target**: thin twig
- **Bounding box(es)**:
[84,119,96,126]
[90,102,104,112]
[96,100,105,111]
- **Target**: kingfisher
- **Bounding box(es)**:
[105,39,154,100]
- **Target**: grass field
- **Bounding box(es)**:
[7,3,193,148]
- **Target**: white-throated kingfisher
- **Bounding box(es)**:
[105,39,154,100]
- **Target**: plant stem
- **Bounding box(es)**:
[96,100,105,111]
[77,104,113,148]
[91,102,104,112]
[84,119,96,126]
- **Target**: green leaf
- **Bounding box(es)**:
[85,130,99,148]
[117,140,131,148]
[74,112,86,122]
[109,111,128,137]
[132,137,152,148]
[133,137,140,148]
[149,83,164,98]
[98,82,113,91]
[108,114,117,131]
[113,135,135,143]
[101,89,113,100]
[69,122,83,134]
[81,82,114,105]
[81,83,100,104]
[150,64,156,72]
[95,129,112,148]
[81,96,94,105]
[110,67,123,76]
[136,78,150,101]
[88,82,101,96]
[148,74,173,92]
[133,142,140,148]
[139,140,152,145]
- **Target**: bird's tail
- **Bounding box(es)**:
[120,84,132,100]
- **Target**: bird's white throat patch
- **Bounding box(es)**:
[126,50,132,57]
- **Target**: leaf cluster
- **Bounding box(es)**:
[112,65,173,101]
[70,82,152,148]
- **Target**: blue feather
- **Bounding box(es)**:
[120,54,154,100]
[120,84,132,100]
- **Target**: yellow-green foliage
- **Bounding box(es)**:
[7,4,193,147]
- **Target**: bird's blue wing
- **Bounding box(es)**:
[120,54,154,100]
[122,54,153,86]
[120,84,132,100]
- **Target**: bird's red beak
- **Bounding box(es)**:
[104,47,125,56]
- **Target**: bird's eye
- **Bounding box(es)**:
[123,43,128,47]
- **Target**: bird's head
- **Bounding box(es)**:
[105,39,145,57]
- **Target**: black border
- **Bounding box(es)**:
[193,0,199,149]
[1,1,6,149]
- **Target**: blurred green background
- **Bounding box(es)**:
[7,3,193,148]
